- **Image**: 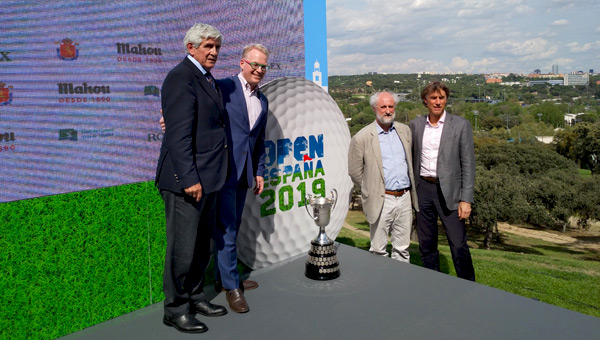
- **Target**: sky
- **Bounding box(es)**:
[326,0,600,75]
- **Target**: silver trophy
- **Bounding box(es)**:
[304,189,340,280]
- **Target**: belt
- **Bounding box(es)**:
[384,188,409,197]
[420,176,438,184]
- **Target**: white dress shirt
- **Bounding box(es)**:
[419,111,446,177]
[237,73,261,129]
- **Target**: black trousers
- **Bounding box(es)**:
[161,189,217,318]
[415,178,475,281]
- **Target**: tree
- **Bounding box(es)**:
[553,127,576,161]
[527,102,565,127]
[572,122,600,174]
[470,141,595,241]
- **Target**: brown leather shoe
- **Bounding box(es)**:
[241,280,259,291]
[226,288,249,313]
[215,280,259,292]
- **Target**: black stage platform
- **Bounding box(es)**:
[61,244,600,339]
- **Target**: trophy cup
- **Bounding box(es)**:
[304,189,340,280]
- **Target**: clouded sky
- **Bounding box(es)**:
[326,0,600,75]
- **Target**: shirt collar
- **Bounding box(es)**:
[426,110,446,127]
[186,55,209,76]
[375,121,395,134]
[237,73,258,94]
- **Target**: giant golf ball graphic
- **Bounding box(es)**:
[237,77,353,269]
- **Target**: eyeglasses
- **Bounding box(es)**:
[242,59,269,71]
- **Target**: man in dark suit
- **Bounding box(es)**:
[409,81,476,281]
[213,44,269,313]
[158,44,270,313]
[155,23,229,333]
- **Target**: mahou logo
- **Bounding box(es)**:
[57,82,111,104]
[0,132,16,153]
[57,82,110,94]
[55,38,79,61]
[0,82,13,105]
[116,43,163,63]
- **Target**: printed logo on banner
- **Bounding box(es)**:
[59,129,78,141]
[0,51,11,62]
[144,85,159,97]
[79,128,114,140]
[58,128,115,141]
[261,134,324,217]
[147,132,163,142]
[0,132,17,153]
[57,82,110,103]
[116,43,163,63]
[0,82,13,105]
[55,38,79,61]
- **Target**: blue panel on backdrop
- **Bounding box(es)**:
[303,0,328,91]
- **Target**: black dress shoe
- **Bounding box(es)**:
[163,314,208,333]
[193,301,228,317]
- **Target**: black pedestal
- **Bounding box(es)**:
[305,241,340,280]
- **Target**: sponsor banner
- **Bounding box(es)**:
[0,0,320,203]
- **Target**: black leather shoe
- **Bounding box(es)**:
[193,301,227,317]
[163,314,208,333]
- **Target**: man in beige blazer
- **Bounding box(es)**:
[348,92,418,262]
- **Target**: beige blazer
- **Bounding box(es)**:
[348,121,419,224]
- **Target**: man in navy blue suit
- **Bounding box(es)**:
[214,44,270,313]
[159,44,270,313]
[155,23,229,333]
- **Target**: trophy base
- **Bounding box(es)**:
[305,241,340,280]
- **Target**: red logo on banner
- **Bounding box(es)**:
[0,82,13,105]
[56,38,79,61]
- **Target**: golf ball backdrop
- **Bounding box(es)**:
[237,77,353,269]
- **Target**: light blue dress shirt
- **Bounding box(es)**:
[377,123,410,190]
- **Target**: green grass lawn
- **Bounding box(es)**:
[340,210,600,318]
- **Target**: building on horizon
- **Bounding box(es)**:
[564,72,589,86]
[552,65,558,74]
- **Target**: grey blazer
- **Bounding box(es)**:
[409,113,475,211]
[348,121,419,224]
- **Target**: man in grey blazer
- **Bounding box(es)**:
[348,92,418,262]
[409,81,476,281]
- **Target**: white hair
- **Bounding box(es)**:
[183,23,223,52]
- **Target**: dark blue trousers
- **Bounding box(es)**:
[214,176,249,290]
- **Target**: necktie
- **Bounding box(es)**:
[205,72,215,90]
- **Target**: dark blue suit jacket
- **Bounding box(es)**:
[155,57,228,194]
[217,76,268,187]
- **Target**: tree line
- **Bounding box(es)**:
[332,73,600,247]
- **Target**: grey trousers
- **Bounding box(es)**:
[161,189,217,318]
